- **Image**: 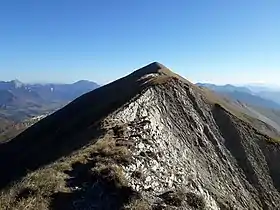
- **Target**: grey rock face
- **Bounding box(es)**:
[106,78,280,209]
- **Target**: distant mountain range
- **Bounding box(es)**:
[0,80,100,121]
[197,83,280,110]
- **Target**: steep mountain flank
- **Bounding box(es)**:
[0,62,280,209]
[196,83,280,110]
[196,83,280,133]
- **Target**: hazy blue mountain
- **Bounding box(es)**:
[241,84,280,105]
[245,84,280,93]
[256,91,280,105]
[225,91,280,110]
[197,83,252,93]
[197,83,280,110]
[28,80,100,102]
[0,80,100,121]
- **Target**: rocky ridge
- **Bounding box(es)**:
[105,69,280,209]
[0,62,280,209]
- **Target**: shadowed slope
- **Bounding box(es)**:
[0,62,177,189]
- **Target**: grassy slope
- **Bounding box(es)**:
[0,122,145,210]
[195,86,280,140]
[0,62,278,188]
[0,62,279,209]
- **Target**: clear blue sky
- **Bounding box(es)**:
[1,0,279,85]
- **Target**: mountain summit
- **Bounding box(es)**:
[0,62,280,209]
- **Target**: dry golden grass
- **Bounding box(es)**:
[267,137,280,144]
[0,127,133,210]
[93,162,128,187]
[0,167,68,210]
[124,199,151,210]
[146,75,173,86]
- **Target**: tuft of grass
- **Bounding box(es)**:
[125,198,151,210]
[93,163,128,187]
[159,189,186,207]
[185,192,206,209]
[0,167,68,210]
[267,137,280,144]
[93,136,132,164]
